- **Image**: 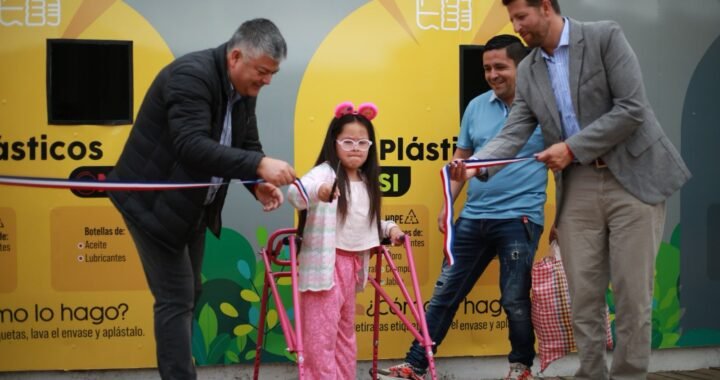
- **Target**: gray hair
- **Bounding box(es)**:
[227,18,287,61]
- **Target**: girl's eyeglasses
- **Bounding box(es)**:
[336,139,373,152]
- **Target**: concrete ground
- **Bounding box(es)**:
[1,347,719,379]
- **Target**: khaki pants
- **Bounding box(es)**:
[557,165,665,380]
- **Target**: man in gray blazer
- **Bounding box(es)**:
[453,0,691,379]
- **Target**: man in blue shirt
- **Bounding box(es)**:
[379,35,546,380]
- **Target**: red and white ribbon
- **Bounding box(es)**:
[440,157,533,265]
[0,174,262,191]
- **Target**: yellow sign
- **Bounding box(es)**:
[49,206,145,291]
[0,208,17,293]
[0,0,173,371]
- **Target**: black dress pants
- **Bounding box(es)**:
[123,213,206,380]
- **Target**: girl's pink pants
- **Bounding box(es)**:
[300,250,362,380]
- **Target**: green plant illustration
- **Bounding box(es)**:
[191,226,297,365]
[190,222,720,364]
[651,225,682,348]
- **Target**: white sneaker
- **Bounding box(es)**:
[504,362,534,380]
[374,362,426,379]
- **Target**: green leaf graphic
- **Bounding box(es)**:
[207,333,232,364]
[198,303,218,354]
[191,319,208,364]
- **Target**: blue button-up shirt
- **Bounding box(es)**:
[541,18,581,139]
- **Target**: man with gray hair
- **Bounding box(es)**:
[108,18,294,379]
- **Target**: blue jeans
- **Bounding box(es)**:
[406,217,542,370]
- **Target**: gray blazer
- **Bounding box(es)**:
[476,19,691,215]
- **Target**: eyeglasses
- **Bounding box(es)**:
[336,139,373,152]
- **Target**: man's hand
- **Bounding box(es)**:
[437,208,447,233]
[257,157,295,186]
[448,159,478,181]
[536,142,574,172]
[549,225,558,244]
[254,182,284,211]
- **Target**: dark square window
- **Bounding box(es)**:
[47,39,133,125]
[459,45,490,120]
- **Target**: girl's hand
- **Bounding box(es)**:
[318,182,339,202]
[389,227,405,245]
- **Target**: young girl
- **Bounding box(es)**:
[287,101,404,379]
